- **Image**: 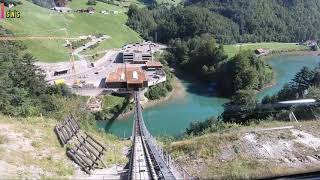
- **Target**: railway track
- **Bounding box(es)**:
[129,92,190,180]
[130,92,157,180]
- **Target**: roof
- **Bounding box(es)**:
[106,66,147,84]
[255,48,269,54]
[256,48,267,52]
[87,7,95,11]
[53,7,71,11]
[54,68,69,72]
[145,61,162,67]
[123,42,152,55]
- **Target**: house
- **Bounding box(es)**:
[106,66,148,90]
[51,7,72,13]
[87,7,95,14]
[255,48,269,56]
[112,10,119,14]
[306,40,317,47]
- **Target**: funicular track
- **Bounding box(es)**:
[129,91,192,180]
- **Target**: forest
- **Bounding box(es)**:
[128,0,320,43]
[127,0,320,127]
[166,35,273,97]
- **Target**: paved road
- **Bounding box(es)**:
[73,35,110,60]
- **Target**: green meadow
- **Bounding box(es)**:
[0,0,141,62]
[224,42,308,58]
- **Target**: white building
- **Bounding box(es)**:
[51,7,72,13]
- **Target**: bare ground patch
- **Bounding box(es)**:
[170,120,320,179]
[0,117,74,179]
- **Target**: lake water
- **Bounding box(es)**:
[97,55,320,138]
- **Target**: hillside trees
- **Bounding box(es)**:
[0,40,46,116]
[168,34,227,82]
[0,26,73,117]
[127,4,157,40]
[128,0,320,44]
[167,36,273,97]
[127,5,239,43]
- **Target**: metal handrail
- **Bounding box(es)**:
[133,91,193,180]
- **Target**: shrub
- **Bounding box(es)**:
[87,0,97,5]
[186,117,226,136]
[145,83,168,100]
[165,82,173,92]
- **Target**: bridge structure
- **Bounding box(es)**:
[128,91,192,180]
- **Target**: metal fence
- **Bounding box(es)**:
[135,92,194,180]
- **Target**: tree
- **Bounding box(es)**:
[222,90,257,123]
[127,0,320,44]
[291,66,314,97]
[168,34,227,83]
[311,45,318,51]
[305,86,320,100]
[217,51,273,96]
[312,69,320,86]
[87,0,96,5]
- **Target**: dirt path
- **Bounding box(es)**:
[72,165,126,179]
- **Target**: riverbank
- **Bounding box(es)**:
[142,76,186,108]
[117,76,186,119]
[255,49,320,97]
[263,49,320,61]
[113,49,320,120]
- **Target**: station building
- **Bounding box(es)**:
[122,42,154,64]
[105,66,148,90]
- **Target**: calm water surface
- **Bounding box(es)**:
[97,55,320,137]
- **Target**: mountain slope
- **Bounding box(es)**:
[169,120,320,179]
[0,0,141,62]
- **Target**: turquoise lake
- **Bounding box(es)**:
[97,55,320,138]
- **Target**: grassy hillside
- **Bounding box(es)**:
[169,120,320,179]
[0,115,129,179]
[0,0,141,62]
[224,42,308,58]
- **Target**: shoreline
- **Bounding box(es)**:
[110,49,320,120]
[258,78,277,93]
[263,50,319,61]
[257,49,319,93]
[117,76,186,119]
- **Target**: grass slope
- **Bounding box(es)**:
[224,42,308,58]
[0,0,141,62]
[0,115,129,178]
[169,120,320,179]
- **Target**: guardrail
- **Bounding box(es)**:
[134,92,193,180]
